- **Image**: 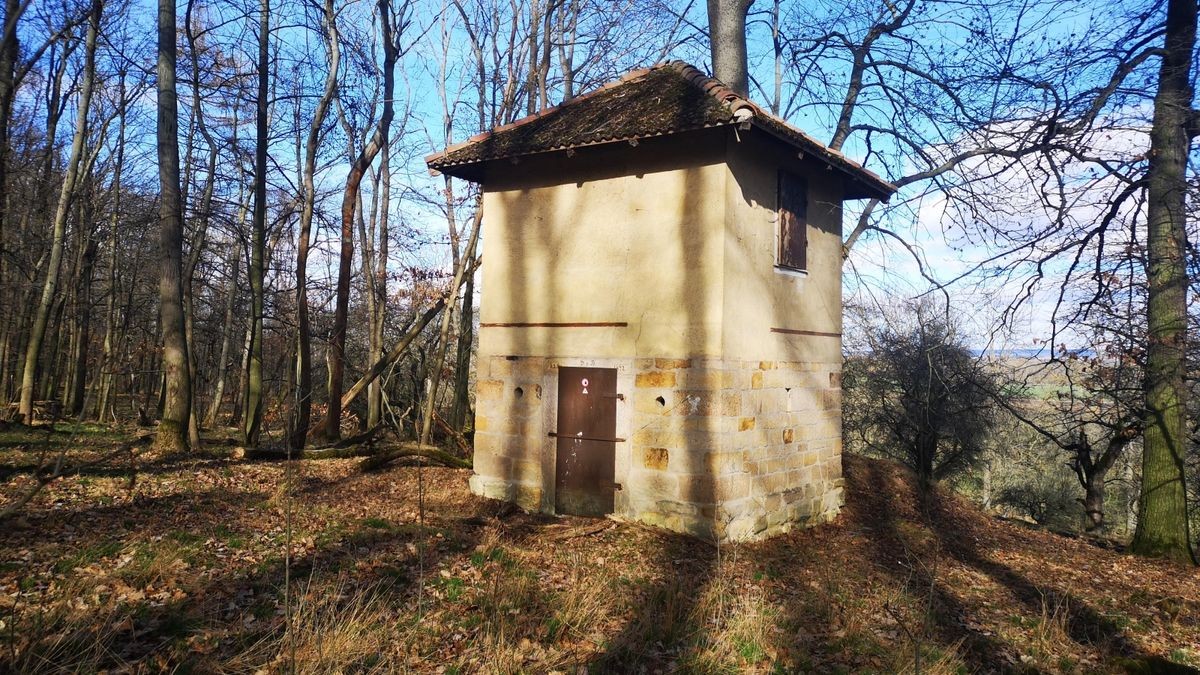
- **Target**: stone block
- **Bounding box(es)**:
[717,473,751,501]
[678,473,717,503]
[677,369,734,389]
[512,357,548,381]
[738,416,756,431]
[822,389,840,410]
[636,371,676,388]
[677,515,716,540]
[477,379,505,400]
[632,428,686,449]
[643,447,669,471]
[783,428,794,444]
[638,511,683,533]
[630,470,678,501]
[705,450,746,475]
[511,459,542,483]
[634,390,672,414]
[655,358,692,369]
[473,452,512,479]
[673,391,715,416]
[720,391,742,416]
[512,484,544,512]
[751,371,763,389]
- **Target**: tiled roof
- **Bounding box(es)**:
[425,61,895,201]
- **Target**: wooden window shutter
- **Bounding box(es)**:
[777,171,808,271]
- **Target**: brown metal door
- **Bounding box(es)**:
[555,366,618,516]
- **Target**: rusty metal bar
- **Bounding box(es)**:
[770,327,841,338]
[548,432,626,443]
[481,321,628,328]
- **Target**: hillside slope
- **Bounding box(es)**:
[1,430,1197,673]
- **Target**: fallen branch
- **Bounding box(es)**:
[321,423,385,450]
[360,442,471,471]
[1,433,152,520]
[261,424,387,460]
[338,301,445,412]
[548,520,615,541]
[247,444,377,460]
[434,411,472,457]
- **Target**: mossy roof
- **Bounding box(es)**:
[426,61,895,201]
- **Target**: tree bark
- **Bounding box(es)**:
[0,0,21,338]
[156,0,191,451]
[18,0,101,421]
[419,208,482,445]
[243,0,269,447]
[95,73,126,422]
[706,0,753,95]
[289,0,339,449]
[1131,0,1198,565]
[318,0,397,442]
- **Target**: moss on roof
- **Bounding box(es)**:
[426,61,895,201]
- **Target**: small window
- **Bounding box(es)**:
[777,171,808,271]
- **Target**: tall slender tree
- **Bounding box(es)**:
[243,0,269,446]
[18,0,103,422]
[706,0,752,95]
[156,0,191,451]
[318,0,401,441]
[289,0,339,448]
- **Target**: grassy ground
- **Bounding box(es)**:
[1,425,1198,673]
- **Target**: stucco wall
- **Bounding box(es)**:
[477,131,729,361]
[721,130,845,365]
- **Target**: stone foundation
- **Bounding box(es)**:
[471,354,843,541]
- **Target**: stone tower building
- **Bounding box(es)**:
[426,61,894,541]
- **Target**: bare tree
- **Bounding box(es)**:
[243,0,270,447]
[288,0,340,449]
[317,0,406,442]
[18,0,102,422]
[156,0,192,450]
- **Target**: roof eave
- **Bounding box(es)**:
[745,119,896,203]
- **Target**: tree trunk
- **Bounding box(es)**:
[318,0,397,442]
[156,0,191,451]
[94,74,124,420]
[450,265,474,430]
[1082,479,1106,533]
[419,208,482,445]
[706,0,753,95]
[1131,0,1198,565]
[243,0,269,447]
[289,0,339,449]
[0,0,21,341]
[68,223,96,417]
[18,0,101,422]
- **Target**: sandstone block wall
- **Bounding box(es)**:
[470,353,843,542]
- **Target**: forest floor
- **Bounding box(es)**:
[1,424,1199,674]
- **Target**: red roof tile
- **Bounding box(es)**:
[426,61,895,201]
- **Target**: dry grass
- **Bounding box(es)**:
[3,432,1200,673]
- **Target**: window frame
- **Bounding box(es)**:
[776,169,809,273]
